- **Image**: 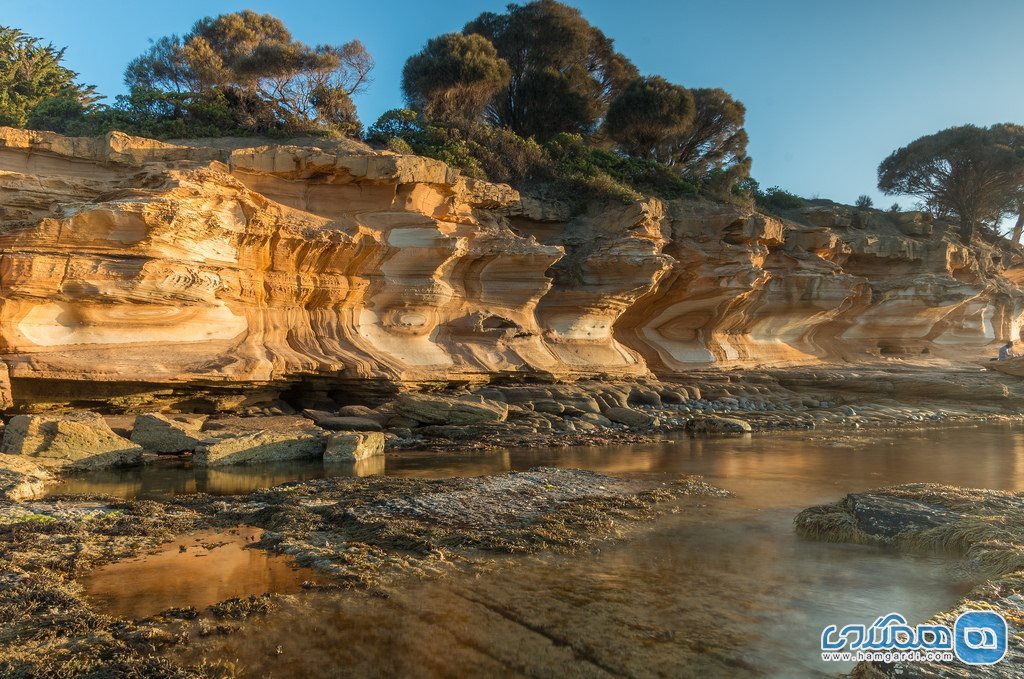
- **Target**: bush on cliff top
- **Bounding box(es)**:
[124,10,372,138]
[879,123,1024,243]
[0,26,98,128]
[368,110,696,203]
[736,178,806,213]
[461,0,638,142]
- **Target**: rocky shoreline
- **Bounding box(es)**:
[1,363,1022,675]
[0,364,1021,500]
[0,467,726,677]
[797,485,1024,678]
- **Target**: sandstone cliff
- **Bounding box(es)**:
[0,127,1020,410]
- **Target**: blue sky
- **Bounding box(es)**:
[4,0,1022,208]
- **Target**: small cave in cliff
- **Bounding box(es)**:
[277,377,400,411]
[876,342,931,357]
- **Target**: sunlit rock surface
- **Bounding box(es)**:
[1,127,1022,409]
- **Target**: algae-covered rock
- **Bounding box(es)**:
[1,412,143,469]
[688,416,752,434]
[395,393,508,425]
[796,484,1024,678]
[130,413,206,453]
[324,431,385,461]
[603,407,656,428]
[193,429,327,467]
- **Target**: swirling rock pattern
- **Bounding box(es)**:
[0,127,1021,409]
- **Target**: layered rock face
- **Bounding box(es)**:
[0,127,1021,410]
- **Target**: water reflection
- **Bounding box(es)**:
[47,424,1024,510]
[86,424,1023,677]
[170,509,971,678]
[392,424,1024,510]
[83,527,317,619]
[46,456,384,500]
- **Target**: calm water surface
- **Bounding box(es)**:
[71,424,1024,677]
[84,527,317,619]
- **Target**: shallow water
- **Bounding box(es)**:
[78,423,1024,676]
[83,527,317,619]
[47,424,1024,506]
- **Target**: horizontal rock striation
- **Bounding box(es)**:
[1,127,1022,410]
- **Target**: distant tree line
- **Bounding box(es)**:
[0,1,753,205]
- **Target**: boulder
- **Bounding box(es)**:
[1,412,143,469]
[337,405,377,418]
[130,413,206,453]
[301,409,335,425]
[0,454,52,500]
[849,493,958,539]
[395,393,508,425]
[658,388,686,404]
[324,431,386,462]
[386,415,420,429]
[578,412,614,427]
[628,387,662,407]
[316,416,382,432]
[202,415,321,433]
[603,407,657,428]
[193,429,327,467]
[533,400,565,415]
[688,416,752,434]
[560,395,602,414]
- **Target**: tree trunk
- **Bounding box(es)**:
[960,218,975,244]
[1013,211,1024,244]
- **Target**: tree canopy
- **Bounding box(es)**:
[878,124,1024,242]
[0,26,96,128]
[662,88,749,181]
[463,0,637,141]
[388,1,750,200]
[124,10,373,136]
[604,76,694,159]
[603,81,750,190]
[401,33,510,126]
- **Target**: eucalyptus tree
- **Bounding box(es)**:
[878,124,1024,242]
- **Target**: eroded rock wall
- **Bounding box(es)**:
[0,127,1021,409]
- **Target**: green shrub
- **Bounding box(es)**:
[0,26,97,128]
[368,113,695,204]
[368,110,487,178]
[546,132,694,202]
[25,96,87,134]
[755,185,806,211]
[366,108,419,145]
